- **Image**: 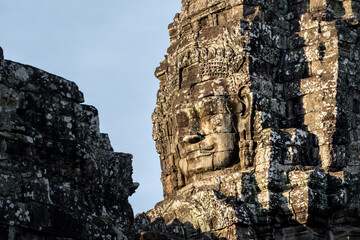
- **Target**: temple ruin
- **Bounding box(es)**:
[137,0,360,239]
[1,0,360,239]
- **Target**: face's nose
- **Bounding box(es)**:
[182,122,204,143]
[183,134,202,143]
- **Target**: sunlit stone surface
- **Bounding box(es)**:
[137,0,360,239]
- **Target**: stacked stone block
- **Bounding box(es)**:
[140,0,360,239]
[0,49,138,240]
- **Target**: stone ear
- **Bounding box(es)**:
[237,86,251,117]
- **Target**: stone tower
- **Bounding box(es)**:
[137,0,360,239]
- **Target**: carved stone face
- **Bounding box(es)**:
[152,18,255,196]
[153,59,253,197]
[171,79,238,181]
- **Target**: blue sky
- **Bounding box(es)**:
[0,0,181,214]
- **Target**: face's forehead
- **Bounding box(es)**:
[173,78,231,107]
[174,96,228,115]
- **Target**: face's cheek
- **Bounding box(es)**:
[211,133,237,169]
[179,158,188,177]
[176,127,191,158]
[201,133,236,152]
[176,127,187,142]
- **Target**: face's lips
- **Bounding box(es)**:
[199,145,214,152]
[181,142,215,157]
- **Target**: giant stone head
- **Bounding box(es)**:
[152,1,256,198]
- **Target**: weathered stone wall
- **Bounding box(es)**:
[0,48,138,240]
[138,0,360,239]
